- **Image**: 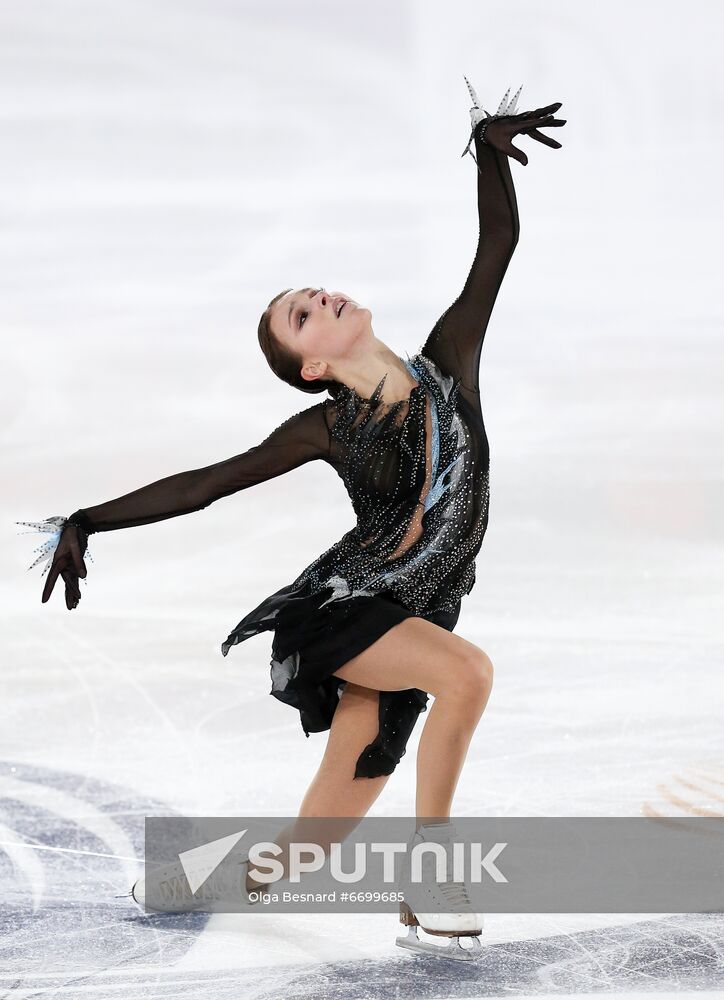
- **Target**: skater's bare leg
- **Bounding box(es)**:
[245,682,390,893]
[413,676,492,820]
[299,682,391,815]
[332,617,493,827]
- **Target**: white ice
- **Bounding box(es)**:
[2,0,723,996]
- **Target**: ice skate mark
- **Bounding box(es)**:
[56,617,199,780]
[0,760,204,989]
[536,924,619,990]
[0,818,45,913]
[0,774,139,912]
[38,627,104,764]
[191,698,264,741]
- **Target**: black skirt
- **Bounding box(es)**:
[262,582,462,780]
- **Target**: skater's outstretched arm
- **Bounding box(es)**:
[421,97,565,397]
[30,399,332,608]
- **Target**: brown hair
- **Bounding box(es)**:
[258,288,344,399]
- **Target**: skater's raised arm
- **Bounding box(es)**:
[27,399,332,608]
[421,95,565,397]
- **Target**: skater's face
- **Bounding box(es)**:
[270,287,371,387]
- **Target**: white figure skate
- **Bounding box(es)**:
[395,822,484,962]
[122,855,261,912]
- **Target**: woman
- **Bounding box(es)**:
[20,82,565,935]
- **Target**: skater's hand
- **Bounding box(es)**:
[479,102,566,166]
[41,523,88,609]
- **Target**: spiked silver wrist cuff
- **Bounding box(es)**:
[15,515,94,577]
[461,77,524,171]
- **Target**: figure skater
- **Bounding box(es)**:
[18,78,565,959]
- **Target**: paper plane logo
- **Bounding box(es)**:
[179,829,247,894]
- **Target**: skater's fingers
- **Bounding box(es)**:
[533,116,566,128]
[67,527,87,579]
[521,102,562,118]
[41,559,64,603]
[523,128,563,149]
[60,566,81,610]
[514,110,564,133]
[517,113,558,130]
[503,140,528,166]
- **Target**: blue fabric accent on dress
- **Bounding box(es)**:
[403,358,446,514]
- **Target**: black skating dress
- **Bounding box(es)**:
[52,126,519,780]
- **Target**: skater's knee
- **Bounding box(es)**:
[465,647,493,703]
[446,647,493,707]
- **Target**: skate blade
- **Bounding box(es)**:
[395,925,483,962]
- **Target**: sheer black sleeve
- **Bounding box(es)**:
[421,126,520,399]
[67,399,332,534]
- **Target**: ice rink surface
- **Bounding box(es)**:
[2,0,723,996]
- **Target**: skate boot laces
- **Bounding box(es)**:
[150,856,256,909]
[412,823,473,908]
[436,877,473,909]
